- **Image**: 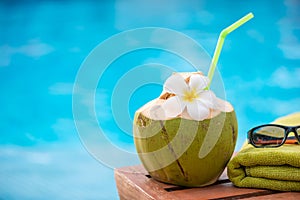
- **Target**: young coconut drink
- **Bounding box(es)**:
[133,13,253,187]
[133,72,237,186]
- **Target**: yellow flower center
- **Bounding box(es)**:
[183,89,199,102]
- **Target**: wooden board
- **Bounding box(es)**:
[114,165,300,200]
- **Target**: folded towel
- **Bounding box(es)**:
[227,112,300,191]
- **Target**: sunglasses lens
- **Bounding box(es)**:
[251,126,285,147]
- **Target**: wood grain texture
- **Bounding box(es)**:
[114,165,300,200]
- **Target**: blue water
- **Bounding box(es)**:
[1,0,300,199]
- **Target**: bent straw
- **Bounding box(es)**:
[207,12,254,88]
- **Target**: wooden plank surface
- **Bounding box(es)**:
[114,165,300,200]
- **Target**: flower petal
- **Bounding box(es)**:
[189,74,210,92]
[162,96,186,118]
[197,90,219,109]
[186,100,210,121]
[164,74,188,95]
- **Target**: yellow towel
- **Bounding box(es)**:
[227,112,300,191]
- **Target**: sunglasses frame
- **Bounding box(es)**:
[248,124,300,148]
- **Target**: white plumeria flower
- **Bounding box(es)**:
[161,73,221,121]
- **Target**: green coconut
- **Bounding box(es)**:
[133,73,238,187]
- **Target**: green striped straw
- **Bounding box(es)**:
[207,12,254,88]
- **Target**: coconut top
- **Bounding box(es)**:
[137,97,233,121]
[137,72,233,121]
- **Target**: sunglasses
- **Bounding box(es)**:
[248,124,300,148]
